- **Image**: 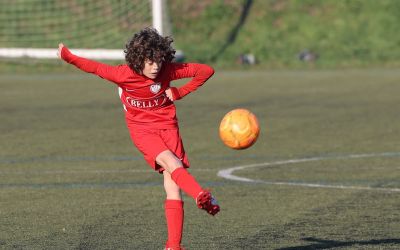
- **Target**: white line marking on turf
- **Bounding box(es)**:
[0,168,216,175]
[218,152,400,192]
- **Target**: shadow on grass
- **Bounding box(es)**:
[209,0,254,62]
[277,237,400,250]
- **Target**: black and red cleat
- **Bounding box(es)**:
[196,190,220,216]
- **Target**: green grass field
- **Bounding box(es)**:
[1,69,400,249]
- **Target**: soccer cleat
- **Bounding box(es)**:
[165,241,185,250]
[196,190,220,216]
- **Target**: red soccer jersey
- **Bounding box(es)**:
[61,47,214,129]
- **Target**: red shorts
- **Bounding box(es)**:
[127,127,190,173]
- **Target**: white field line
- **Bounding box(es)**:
[217,152,400,193]
[0,168,216,175]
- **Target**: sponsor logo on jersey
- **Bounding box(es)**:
[125,94,168,109]
[150,82,161,94]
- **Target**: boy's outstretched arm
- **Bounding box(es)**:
[57,43,125,84]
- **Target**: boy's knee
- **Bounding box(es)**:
[156,150,183,173]
[164,160,182,173]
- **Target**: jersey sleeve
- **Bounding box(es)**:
[168,62,215,100]
[61,46,127,84]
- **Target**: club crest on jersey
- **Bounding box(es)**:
[150,82,161,94]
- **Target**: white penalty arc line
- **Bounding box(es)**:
[217,152,400,193]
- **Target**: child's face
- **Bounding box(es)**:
[142,59,162,79]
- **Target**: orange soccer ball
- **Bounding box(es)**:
[219,109,260,150]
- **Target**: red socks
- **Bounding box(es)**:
[165,200,184,249]
[171,167,203,199]
[166,168,204,248]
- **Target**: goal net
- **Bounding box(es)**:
[0,0,167,61]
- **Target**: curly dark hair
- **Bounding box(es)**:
[124,27,176,74]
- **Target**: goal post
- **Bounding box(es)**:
[152,0,164,36]
[0,0,178,61]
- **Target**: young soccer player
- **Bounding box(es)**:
[57,27,219,250]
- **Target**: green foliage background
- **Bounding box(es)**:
[1,0,400,70]
[169,0,400,68]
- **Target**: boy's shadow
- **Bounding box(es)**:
[277,237,400,250]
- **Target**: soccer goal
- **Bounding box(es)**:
[0,0,174,60]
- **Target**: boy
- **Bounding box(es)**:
[57,27,219,250]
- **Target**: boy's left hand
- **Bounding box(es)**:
[165,88,172,101]
[165,87,181,101]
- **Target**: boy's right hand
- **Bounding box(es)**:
[57,43,65,59]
